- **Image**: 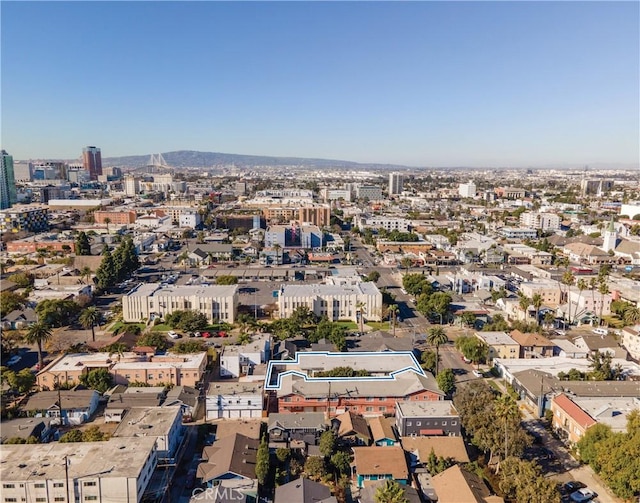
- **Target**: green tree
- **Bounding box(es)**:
[426,327,448,375]
[423,292,452,322]
[561,271,576,323]
[24,322,52,370]
[7,272,34,288]
[81,425,109,442]
[577,423,613,468]
[0,291,25,316]
[275,448,291,464]
[4,368,36,394]
[216,275,239,285]
[58,429,84,443]
[460,311,476,328]
[79,307,101,342]
[330,451,351,476]
[421,349,437,374]
[455,336,488,367]
[374,479,408,503]
[319,430,337,457]
[79,368,113,393]
[436,368,455,396]
[255,435,270,486]
[137,332,170,351]
[95,247,117,291]
[74,231,92,256]
[498,457,560,503]
[304,456,327,481]
[80,266,93,284]
[531,293,543,325]
[169,340,206,353]
[623,305,640,326]
[35,299,81,327]
[495,393,520,461]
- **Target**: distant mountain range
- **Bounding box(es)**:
[102,150,408,170]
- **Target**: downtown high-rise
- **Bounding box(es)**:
[0,150,17,209]
[388,172,403,195]
[82,146,102,180]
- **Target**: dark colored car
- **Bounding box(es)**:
[561,482,586,495]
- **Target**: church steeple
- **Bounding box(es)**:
[603,218,617,253]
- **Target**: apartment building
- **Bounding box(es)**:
[0,437,158,503]
[356,185,383,201]
[277,281,383,323]
[395,400,461,437]
[474,331,520,360]
[206,381,264,420]
[458,181,476,198]
[518,281,562,306]
[219,334,269,378]
[358,215,411,232]
[519,211,561,231]
[94,210,137,225]
[0,205,49,233]
[122,283,238,323]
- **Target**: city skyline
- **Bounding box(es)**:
[2,1,639,167]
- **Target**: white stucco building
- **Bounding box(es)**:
[219,334,270,378]
[206,381,264,420]
[122,283,238,323]
[277,281,383,322]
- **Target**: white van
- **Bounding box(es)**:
[592,328,608,336]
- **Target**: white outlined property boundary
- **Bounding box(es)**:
[264,351,426,391]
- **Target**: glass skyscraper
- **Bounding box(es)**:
[0,150,17,209]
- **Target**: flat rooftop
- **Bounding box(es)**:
[0,437,156,481]
[475,331,518,346]
[113,406,181,438]
[127,283,238,298]
[396,400,459,417]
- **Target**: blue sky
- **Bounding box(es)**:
[2,1,638,167]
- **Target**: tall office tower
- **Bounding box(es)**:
[388,172,403,195]
[0,150,17,209]
[82,146,102,180]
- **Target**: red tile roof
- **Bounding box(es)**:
[554,394,596,429]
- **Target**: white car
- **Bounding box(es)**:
[570,488,597,502]
[168,331,180,339]
[472,370,484,378]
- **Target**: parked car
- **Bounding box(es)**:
[472,370,484,378]
[218,331,227,337]
[570,488,597,502]
[168,331,180,339]
[561,482,586,495]
[202,332,211,338]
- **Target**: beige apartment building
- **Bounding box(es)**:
[518,281,562,306]
[37,352,208,389]
[474,331,520,360]
[122,283,238,323]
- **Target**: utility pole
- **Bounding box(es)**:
[64,455,70,503]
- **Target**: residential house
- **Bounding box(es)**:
[401,436,470,467]
[351,446,409,489]
[22,390,100,426]
[430,465,504,503]
[267,412,327,445]
[164,385,201,421]
[105,386,166,422]
[219,334,269,378]
[206,381,264,420]
[551,393,597,445]
[369,415,397,446]
[274,477,337,503]
[112,406,186,464]
[332,411,372,446]
[0,417,54,444]
[551,339,589,359]
[474,332,520,361]
[571,334,627,359]
[509,330,555,358]
[359,480,421,503]
[197,433,259,488]
[1,307,37,330]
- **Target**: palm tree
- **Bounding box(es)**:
[374,479,408,503]
[103,217,111,234]
[79,307,101,342]
[517,292,531,320]
[356,301,366,335]
[24,322,52,370]
[388,304,399,337]
[623,306,640,326]
[494,393,520,462]
[531,293,543,326]
[80,266,93,285]
[426,327,448,376]
[598,281,609,326]
[400,257,412,273]
[576,278,588,324]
